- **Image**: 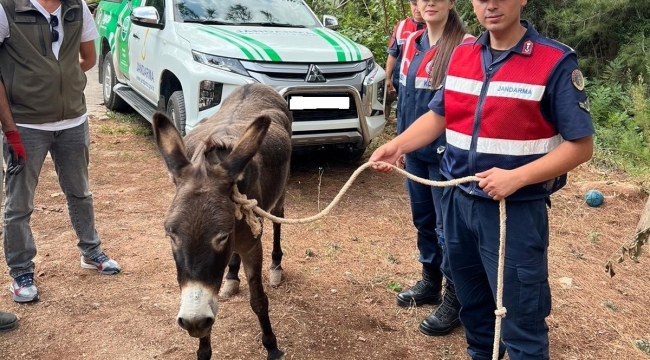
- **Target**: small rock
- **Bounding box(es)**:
[358,336,366,342]
[50,192,61,197]
[559,277,573,289]
[92,302,100,309]
[330,289,337,294]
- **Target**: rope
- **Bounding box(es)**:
[493,199,507,360]
[231,160,507,359]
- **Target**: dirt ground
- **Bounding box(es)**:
[1,67,650,360]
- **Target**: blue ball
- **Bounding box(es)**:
[585,190,604,207]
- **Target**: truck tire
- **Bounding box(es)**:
[167,91,187,136]
[102,53,129,111]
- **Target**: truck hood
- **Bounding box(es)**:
[175,24,372,63]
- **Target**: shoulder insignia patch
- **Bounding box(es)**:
[571,69,585,91]
[522,40,533,55]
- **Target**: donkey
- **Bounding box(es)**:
[153,83,292,360]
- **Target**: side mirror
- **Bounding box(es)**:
[322,15,338,30]
[131,6,163,29]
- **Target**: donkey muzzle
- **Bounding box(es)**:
[176,284,219,338]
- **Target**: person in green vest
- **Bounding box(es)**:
[0,59,22,332]
[0,0,121,304]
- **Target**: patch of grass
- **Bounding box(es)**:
[387,253,399,264]
[97,124,129,135]
[119,152,136,160]
[102,111,153,136]
[602,301,618,311]
[589,230,600,244]
[305,248,315,257]
[385,280,402,293]
[307,220,322,231]
[635,339,650,354]
[325,242,340,258]
[106,111,144,124]
[568,243,584,260]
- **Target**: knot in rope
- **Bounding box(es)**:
[494,308,507,317]
[232,186,262,237]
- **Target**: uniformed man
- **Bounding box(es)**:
[370,0,594,358]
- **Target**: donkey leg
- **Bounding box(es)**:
[242,242,284,360]
[197,332,212,360]
[219,253,241,298]
[269,205,284,287]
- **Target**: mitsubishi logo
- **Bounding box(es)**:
[306,64,326,83]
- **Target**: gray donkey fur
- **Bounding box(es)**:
[153,83,292,360]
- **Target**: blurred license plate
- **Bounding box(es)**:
[289,96,349,110]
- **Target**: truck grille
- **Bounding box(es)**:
[287,92,358,122]
[241,61,366,91]
[291,108,358,122]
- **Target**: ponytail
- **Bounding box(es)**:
[429,9,468,89]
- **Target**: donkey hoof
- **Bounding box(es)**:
[197,348,212,360]
[269,269,282,287]
[219,279,240,298]
[267,349,285,360]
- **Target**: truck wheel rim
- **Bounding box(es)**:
[103,62,112,101]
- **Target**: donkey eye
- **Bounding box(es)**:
[168,234,180,248]
[166,228,181,248]
[211,233,229,250]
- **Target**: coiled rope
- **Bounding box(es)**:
[232,160,507,360]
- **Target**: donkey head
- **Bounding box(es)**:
[153,111,271,339]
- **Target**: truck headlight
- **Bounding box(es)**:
[366,58,376,74]
[192,51,249,77]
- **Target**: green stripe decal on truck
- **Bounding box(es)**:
[215,28,282,62]
[311,28,346,62]
[197,27,257,60]
[326,30,355,61]
[330,30,361,61]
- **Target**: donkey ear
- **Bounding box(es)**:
[153,111,191,179]
[219,114,271,182]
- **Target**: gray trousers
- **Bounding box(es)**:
[3,121,102,278]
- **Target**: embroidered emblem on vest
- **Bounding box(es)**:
[571,69,585,91]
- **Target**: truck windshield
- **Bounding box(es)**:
[173,0,321,28]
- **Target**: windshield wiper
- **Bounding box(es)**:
[182,19,233,25]
[237,22,306,28]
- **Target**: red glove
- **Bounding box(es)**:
[5,130,26,175]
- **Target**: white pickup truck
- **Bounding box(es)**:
[94,0,387,161]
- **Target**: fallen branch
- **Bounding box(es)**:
[605,194,650,277]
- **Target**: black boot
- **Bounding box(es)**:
[419,282,461,336]
[396,265,442,308]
